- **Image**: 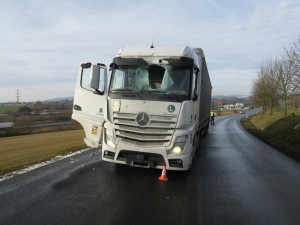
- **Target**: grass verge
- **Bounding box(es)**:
[0,104,19,114]
[0,129,86,176]
[241,110,300,161]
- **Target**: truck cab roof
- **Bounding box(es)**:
[116,46,204,69]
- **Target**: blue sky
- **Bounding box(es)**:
[0,0,300,102]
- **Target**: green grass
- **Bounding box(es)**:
[241,108,300,161]
[0,129,86,175]
[0,104,19,114]
[250,106,299,130]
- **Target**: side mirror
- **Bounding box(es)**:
[89,65,100,90]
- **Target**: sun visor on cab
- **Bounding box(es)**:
[163,57,195,68]
[110,57,149,68]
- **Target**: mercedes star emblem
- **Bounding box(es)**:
[136,112,150,126]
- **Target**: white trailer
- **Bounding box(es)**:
[72,46,212,170]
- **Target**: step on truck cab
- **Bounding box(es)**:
[72,46,212,170]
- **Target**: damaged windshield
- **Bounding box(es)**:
[109,64,192,102]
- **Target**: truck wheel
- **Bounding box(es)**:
[203,124,209,136]
[192,136,200,159]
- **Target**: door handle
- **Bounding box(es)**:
[74,105,82,111]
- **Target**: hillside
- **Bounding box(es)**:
[241,109,300,161]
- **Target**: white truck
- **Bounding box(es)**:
[72,46,212,170]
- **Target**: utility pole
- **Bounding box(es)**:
[16,88,20,110]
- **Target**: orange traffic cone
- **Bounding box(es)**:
[158,166,169,181]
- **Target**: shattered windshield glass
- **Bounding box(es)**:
[109,64,192,102]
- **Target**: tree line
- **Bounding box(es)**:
[251,36,300,115]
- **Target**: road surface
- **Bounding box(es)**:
[1,111,300,225]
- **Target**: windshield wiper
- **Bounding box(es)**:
[158,95,179,101]
[140,90,168,94]
[122,93,137,97]
[111,88,134,92]
[139,90,179,101]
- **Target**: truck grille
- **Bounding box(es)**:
[113,112,177,146]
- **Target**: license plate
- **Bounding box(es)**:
[129,160,150,168]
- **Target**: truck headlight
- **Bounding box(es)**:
[171,141,186,154]
[105,134,116,148]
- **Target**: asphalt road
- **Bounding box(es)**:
[1,111,300,225]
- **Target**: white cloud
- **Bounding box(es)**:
[277,1,294,8]
[210,68,257,96]
[0,0,300,101]
[230,25,243,31]
[0,83,76,102]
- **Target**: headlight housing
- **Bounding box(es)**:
[171,142,186,154]
[169,135,187,154]
[105,133,116,148]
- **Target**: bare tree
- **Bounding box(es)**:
[259,60,279,114]
[251,76,268,113]
[289,94,300,109]
[251,59,279,114]
[274,58,297,115]
[14,115,35,134]
[285,36,300,89]
[253,35,300,115]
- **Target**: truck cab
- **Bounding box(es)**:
[72,46,212,170]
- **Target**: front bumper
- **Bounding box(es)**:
[101,141,192,171]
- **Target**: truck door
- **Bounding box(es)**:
[72,63,107,148]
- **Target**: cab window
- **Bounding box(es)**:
[81,67,105,92]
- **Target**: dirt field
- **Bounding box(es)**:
[0,129,86,175]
